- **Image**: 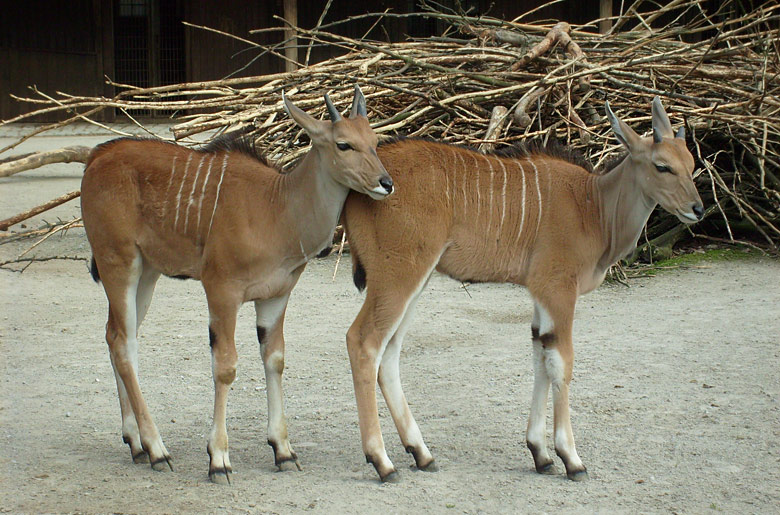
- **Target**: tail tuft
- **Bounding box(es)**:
[90,257,101,283]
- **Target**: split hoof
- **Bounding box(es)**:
[150,455,173,472]
[380,470,400,483]
[567,469,589,482]
[277,458,302,472]
[536,461,558,475]
[418,459,438,473]
[209,468,232,485]
[132,451,149,464]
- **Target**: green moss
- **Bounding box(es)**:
[652,247,758,268]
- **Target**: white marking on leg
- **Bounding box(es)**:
[162,155,178,220]
[527,338,551,461]
[544,346,584,470]
[529,159,543,238]
[195,154,216,238]
[206,153,229,240]
[174,153,194,230]
[184,155,207,234]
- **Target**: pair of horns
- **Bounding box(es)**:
[324,84,367,122]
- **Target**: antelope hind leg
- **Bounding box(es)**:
[377,285,436,473]
[101,252,172,471]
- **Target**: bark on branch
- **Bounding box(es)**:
[0,191,81,231]
[0,146,91,178]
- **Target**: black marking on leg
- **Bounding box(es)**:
[315,246,332,259]
[256,326,267,345]
[531,327,540,340]
[170,274,192,280]
[353,258,367,292]
[209,326,216,349]
[90,257,101,283]
[539,332,556,348]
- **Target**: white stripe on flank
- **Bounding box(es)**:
[299,240,307,259]
[473,154,481,217]
[450,149,458,207]
[174,153,194,230]
[482,154,495,230]
[513,159,527,246]
[498,158,507,234]
[456,151,468,210]
[184,155,207,233]
[442,151,451,206]
[162,155,178,220]
[529,159,543,237]
[195,154,216,238]
[206,153,229,240]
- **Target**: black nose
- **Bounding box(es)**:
[379,176,393,193]
[692,203,704,220]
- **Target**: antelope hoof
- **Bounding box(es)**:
[567,468,589,482]
[277,458,302,472]
[150,455,173,472]
[123,436,147,463]
[132,450,149,464]
[209,468,232,485]
[536,461,557,475]
[381,470,401,483]
[418,459,438,472]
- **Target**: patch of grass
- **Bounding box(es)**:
[652,247,759,268]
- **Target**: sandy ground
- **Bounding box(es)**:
[1,127,779,514]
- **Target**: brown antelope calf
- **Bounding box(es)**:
[341,97,703,482]
[81,86,392,484]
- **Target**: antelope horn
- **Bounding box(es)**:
[324,93,342,122]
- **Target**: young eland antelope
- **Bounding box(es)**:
[340,96,703,482]
[80,86,392,484]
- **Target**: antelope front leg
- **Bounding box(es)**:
[255,295,301,472]
[526,304,556,474]
[205,293,240,485]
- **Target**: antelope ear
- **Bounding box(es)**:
[605,100,641,152]
[675,125,686,140]
[350,84,367,118]
[651,96,674,139]
[283,91,326,137]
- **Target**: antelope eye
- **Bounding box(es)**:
[655,164,672,174]
[336,142,352,151]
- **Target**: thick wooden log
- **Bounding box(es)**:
[283,0,299,73]
[0,146,91,178]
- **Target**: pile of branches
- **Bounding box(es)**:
[2,0,779,257]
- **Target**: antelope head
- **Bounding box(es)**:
[605,96,704,224]
[283,84,393,200]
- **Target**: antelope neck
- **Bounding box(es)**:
[279,148,349,258]
[595,155,657,270]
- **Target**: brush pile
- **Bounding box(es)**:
[2,0,779,256]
